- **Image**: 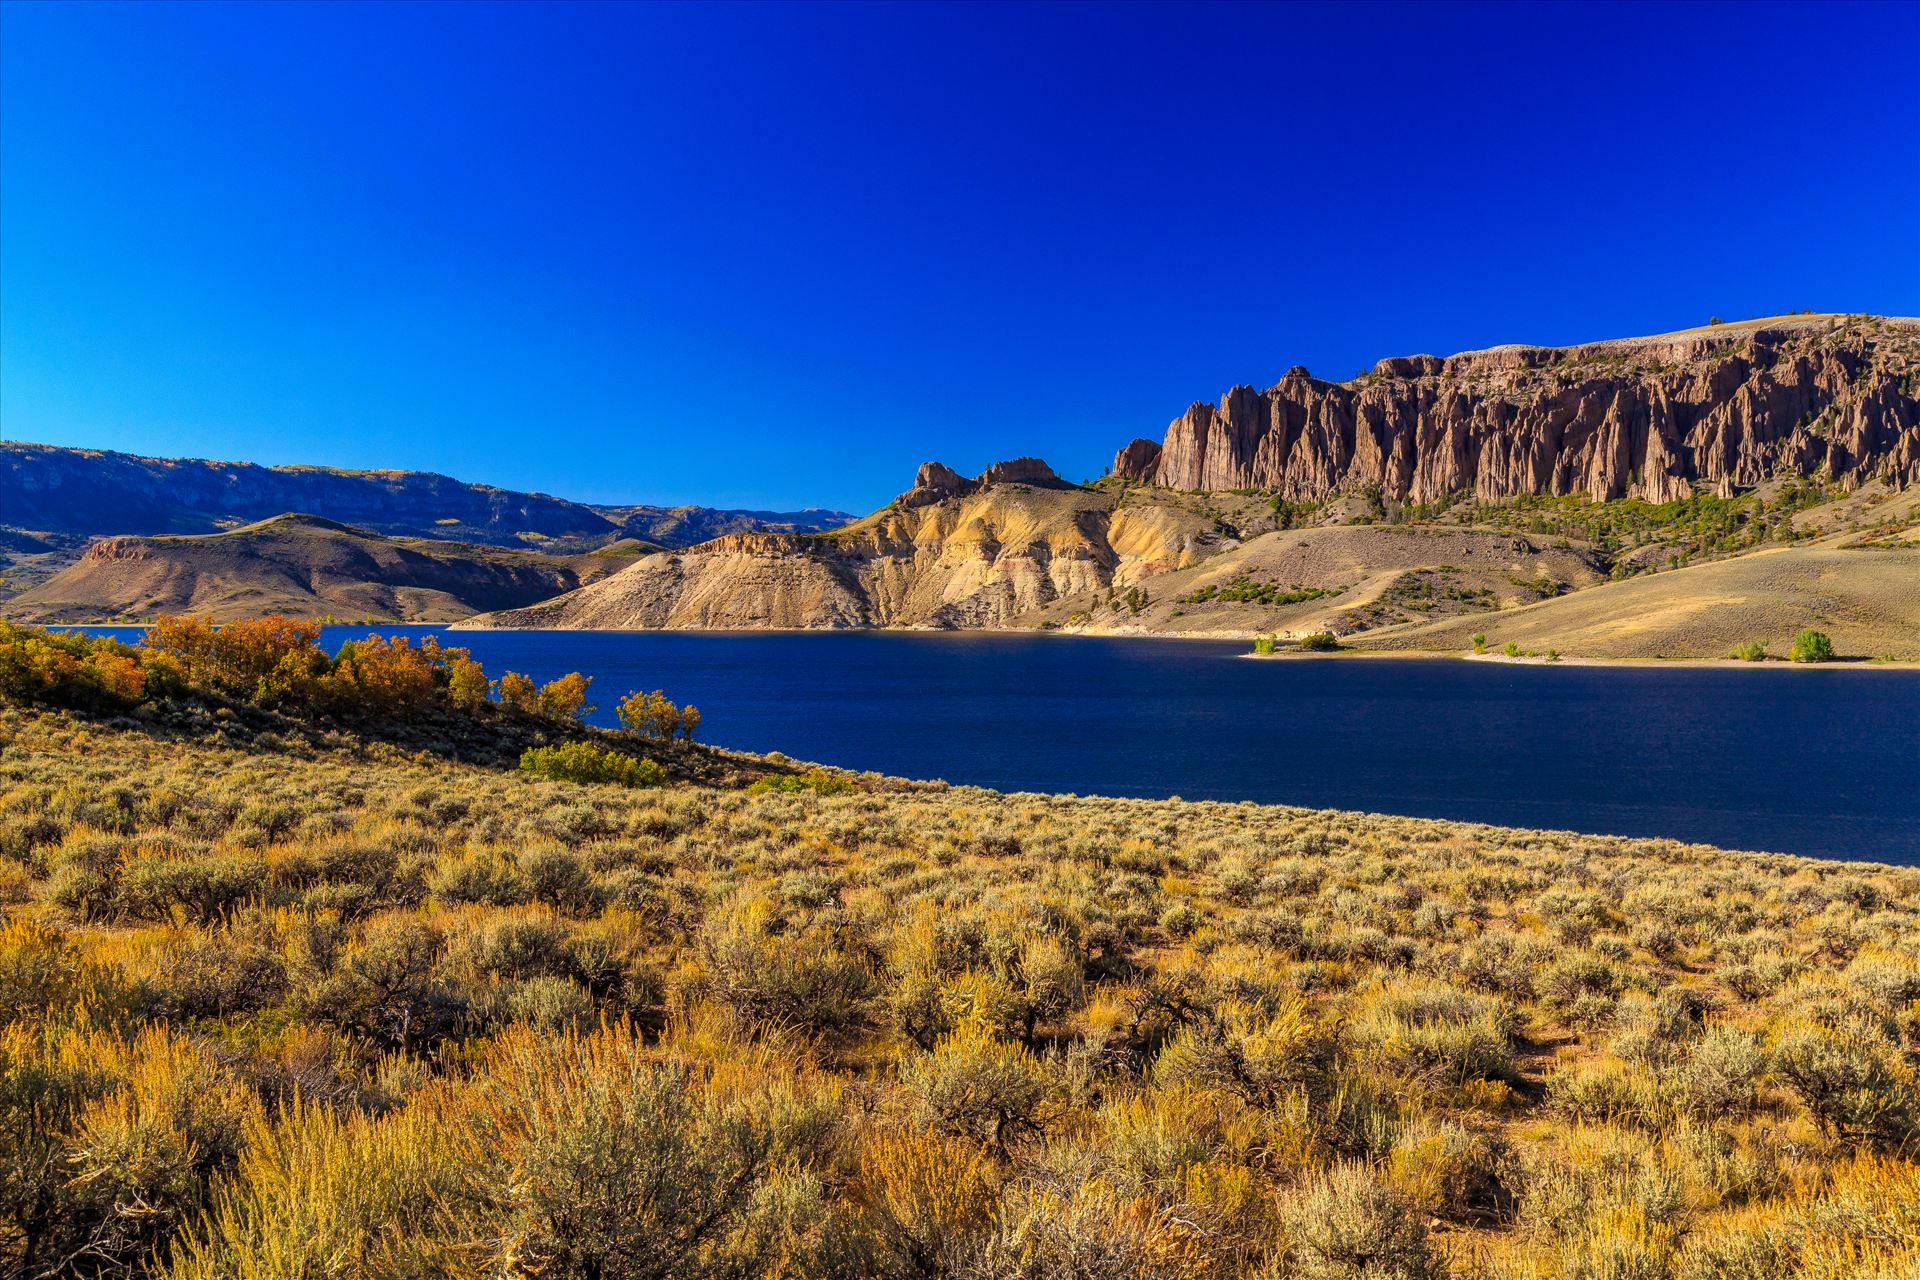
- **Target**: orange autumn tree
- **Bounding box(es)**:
[616,689,701,743]
[323,635,444,716]
[4,615,610,729]
[144,615,325,695]
[534,671,593,721]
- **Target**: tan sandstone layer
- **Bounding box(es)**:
[457,462,1274,630]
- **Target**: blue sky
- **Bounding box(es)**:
[3,1,1916,513]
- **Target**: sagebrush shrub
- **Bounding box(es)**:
[519,741,665,788]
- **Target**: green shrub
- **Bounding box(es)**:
[1253,635,1279,655]
[1503,641,1521,658]
[1347,979,1522,1085]
[747,769,854,796]
[1470,633,1487,653]
[1180,576,1336,606]
[1386,1119,1509,1221]
[1728,640,1768,661]
[695,894,874,1041]
[518,742,664,788]
[1298,632,1342,652]
[116,852,265,925]
[1790,629,1834,663]
[431,850,531,906]
[520,847,601,913]
[1680,1024,1765,1118]
[1154,999,1336,1110]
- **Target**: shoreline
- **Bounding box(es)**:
[40,617,1920,668]
[1246,647,1920,670]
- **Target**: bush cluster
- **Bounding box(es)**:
[519,741,665,788]
[0,618,703,753]
[1179,576,1338,607]
[1791,629,1835,663]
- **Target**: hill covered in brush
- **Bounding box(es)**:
[1,514,654,623]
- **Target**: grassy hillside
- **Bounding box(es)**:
[1025,524,1608,637]
[0,514,656,623]
[1028,483,1919,655]
[1354,541,1920,661]
[1,621,1916,1278]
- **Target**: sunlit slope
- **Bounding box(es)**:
[1353,541,1920,660]
[1020,524,1609,637]
[1,514,647,623]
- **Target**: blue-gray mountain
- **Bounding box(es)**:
[0,441,852,549]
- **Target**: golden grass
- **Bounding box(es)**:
[1357,542,1920,660]
[0,702,1915,1278]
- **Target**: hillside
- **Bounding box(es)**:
[1022,524,1610,637]
[1353,537,1920,661]
[459,459,1272,630]
[590,501,859,545]
[462,450,1919,656]
[1113,313,1920,503]
[0,513,650,623]
[458,316,1920,650]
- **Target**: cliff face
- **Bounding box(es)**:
[1113,315,1920,503]
[458,462,1233,630]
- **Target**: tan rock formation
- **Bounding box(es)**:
[458,464,1230,631]
[899,457,1068,507]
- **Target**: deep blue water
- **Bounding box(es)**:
[71,627,1920,865]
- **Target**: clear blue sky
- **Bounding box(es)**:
[3,1,1916,513]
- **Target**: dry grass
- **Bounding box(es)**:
[1354,542,1920,661]
[1029,525,1607,638]
[2,694,1917,1277]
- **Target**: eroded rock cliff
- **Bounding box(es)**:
[458,462,1240,630]
[1113,315,1920,502]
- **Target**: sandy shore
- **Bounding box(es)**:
[1241,646,1920,670]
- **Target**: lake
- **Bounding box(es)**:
[73,626,1920,864]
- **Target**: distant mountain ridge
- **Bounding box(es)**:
[587,502,857,547]
[0,442,854,549]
